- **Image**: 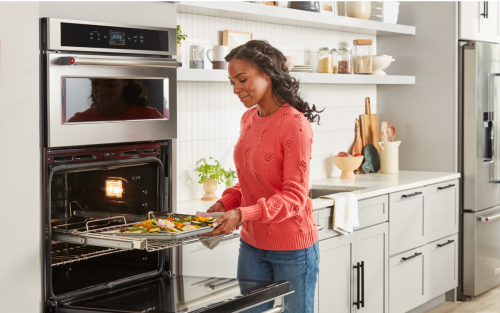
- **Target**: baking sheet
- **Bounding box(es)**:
[102,213,217,240]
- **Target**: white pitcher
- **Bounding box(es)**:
[378,141,401,174]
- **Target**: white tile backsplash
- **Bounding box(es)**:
[176,10,377,202]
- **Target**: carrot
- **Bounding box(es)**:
[175,223,183,228]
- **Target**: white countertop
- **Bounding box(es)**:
[175,171,460,214]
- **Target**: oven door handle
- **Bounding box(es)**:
[59,56,180,68]
[478,213,500,222]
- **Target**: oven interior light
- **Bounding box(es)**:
[106,179,123,198]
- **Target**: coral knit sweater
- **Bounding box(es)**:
[219,105,318,251]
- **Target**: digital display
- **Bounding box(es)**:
[109,30,126,46]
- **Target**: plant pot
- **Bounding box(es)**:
[346,1,371,20]
[201,179,218,201]
[177,43,181,61]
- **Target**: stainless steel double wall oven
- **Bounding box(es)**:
[42,18,290,313]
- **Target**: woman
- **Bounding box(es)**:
[67,79,163,122]
[204,40,323,313]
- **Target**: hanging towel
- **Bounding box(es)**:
[319,192,359,235]
[196,211,225,250]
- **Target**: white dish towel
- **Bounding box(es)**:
[320,192,359,235]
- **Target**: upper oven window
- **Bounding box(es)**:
[62,78,169,123]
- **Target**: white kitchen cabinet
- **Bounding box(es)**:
[459,1,499,43]
[354,223,389,313]
[181,234,240,278]
[389,245,426,313]
[355,195,388,231]
[425,234,459,300]
[425,180,459,243]
[389,187,426,256]
[318,235,355,313]
[316,222,388,313]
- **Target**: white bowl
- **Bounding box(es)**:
[372,55,395,76]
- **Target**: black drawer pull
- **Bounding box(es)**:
[437,240,454,248]
[401,252,422,261]
[438,184,455,190]
[402,192,422,198]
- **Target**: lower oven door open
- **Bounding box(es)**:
[55,275,292,313]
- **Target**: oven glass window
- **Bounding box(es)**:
[62,78,169,123]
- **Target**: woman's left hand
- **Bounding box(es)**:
[203,209,241,236]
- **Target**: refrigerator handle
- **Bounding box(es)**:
[481,1,488,18]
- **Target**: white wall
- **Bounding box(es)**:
[176,10,378,202]
[0,2,41,312]
[377,2,458,172]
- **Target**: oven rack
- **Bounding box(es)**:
[51,242,123,267]
[53,222,227,253]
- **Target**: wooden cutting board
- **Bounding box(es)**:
[359,97,381,155]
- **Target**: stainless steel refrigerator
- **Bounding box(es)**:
[459,41,500,298]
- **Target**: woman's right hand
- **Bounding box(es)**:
[207,201,226,213]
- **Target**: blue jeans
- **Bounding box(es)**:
[237,239,320,313]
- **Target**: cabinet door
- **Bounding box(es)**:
[482,1,500,43]
[425,234,459,301]
[389,246,426,313]
[318,235,355,313]
[354,223,388,313]
[181,234,240,278]
[356,195,388,231]
[425,180,459,243]
[389,187,426,256]
[460,1,481,41]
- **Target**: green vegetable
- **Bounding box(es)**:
[129,227,140,232]
[152,220,158,226]
[141,229,149,233]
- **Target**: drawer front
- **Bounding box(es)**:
[389,187,426,255]
[389,246,426,313]
[317,207,340,241]
[425,180,459,243]
[425,234,458,300]
[356,195,389,230]
[181,234,240,278]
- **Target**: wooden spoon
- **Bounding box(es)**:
[388,126,396,142]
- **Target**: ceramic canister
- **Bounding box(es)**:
[189,45,205,69]
[378,141,401,174]
[207,45,228,70]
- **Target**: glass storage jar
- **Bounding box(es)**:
[331,48,339,73]
[353,39,373,74]
[338,47,352,74]
[318,47,333,74]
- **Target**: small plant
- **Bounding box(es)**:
[197,157,236,187]
[177,25,187,44]
[224,168,237,187]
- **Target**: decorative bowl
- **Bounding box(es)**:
[372,55,395,76]
[285,56,296,71]
[332,156,364,179]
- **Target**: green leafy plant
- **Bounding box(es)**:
[197,157,237,187]
[177,25,187,44]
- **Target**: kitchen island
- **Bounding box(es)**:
[176,170,460,313]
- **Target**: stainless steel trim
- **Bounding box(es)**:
[59,56,179,68]
[231,292,294,313]
[86,216,127,232]
[477,213,500,222]
[45,18,176,57]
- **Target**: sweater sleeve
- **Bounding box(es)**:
[218,182,242,211]
[239,114,312,223]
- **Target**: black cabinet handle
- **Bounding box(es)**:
[402,252,422,262]
[437,240,455,248]
[353,262,361,309]
[361,261,365,308]
[402,192,423,198]
[481,1,488,18]
[438,184,455,190]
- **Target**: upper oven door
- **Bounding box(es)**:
[45,53,178,148]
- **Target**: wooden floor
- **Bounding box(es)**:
[426,285,500,313]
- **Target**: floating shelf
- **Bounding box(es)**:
[177,69,415,85]
[177,2,415,36]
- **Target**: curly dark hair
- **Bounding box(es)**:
[90,79,149,107]
[225,40,323,124]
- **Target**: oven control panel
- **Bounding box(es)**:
[60,22,168,52]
